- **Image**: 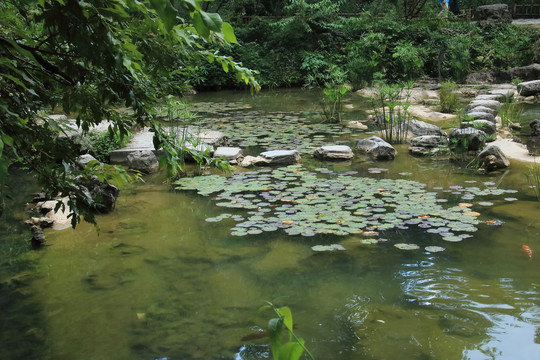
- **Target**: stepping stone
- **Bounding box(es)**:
[214,147,243,161]
[313,145,354,160]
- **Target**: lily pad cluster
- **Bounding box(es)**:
[175,166,514,242]
[189,102,253,114]
[193,111,361,154]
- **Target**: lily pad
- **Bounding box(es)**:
[312,244,346,252]
[425,246,445,252]
[394,243,420,250]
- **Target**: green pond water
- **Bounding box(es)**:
[1,89,540,360]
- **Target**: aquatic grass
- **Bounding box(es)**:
[370,81,414,144]
[176,165,516,250]
[526,159,540,202]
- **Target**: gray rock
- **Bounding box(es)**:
[508,64,540,82]
[466,111,496,123]
[467,105,498,116]
[127,150,159,173]
[214,147,243,161]
[74,175,120,213]
[526,119,540,155]
[474,4,512,24]
[477,145,510,174]
[466,100,501,112]
[357,136,396,160]
[77,154,99,168]
[466,72,494,84]
[260,150,301,165]
[461,120,497,136]
[239,150,301,167]
[384,119,445,141]
[449,128,487,153]
[474,94,502,102]
[313,145,354,160]
[408,135,449,157]
[488,88,515,100]
[517,80,540,97]
[188,128,227,146]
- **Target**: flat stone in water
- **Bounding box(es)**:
[213,147,243,161]
[313,145,354,160]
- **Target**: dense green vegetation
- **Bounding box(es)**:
[0,0,257,222]
[194,0,540,89]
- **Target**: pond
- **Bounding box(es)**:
[1,89,540,360]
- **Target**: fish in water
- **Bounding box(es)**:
[522,245,533,259]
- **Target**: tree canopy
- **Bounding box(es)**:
[0,0,259,223]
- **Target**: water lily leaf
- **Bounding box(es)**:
[442,235,463,242]
[312,244,346,252]
[425,246,445,252]
[394,243,420,250]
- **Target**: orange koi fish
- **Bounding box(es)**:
[522,245,533,259]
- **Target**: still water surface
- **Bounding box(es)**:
[1,89,540,360]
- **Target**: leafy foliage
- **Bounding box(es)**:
[261,302,315,360]
[439,81,459,113]
[0,0,258,225]
[370,82,414,144]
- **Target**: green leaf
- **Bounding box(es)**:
[149,0,178,32]
[268,317,284,360]
[279,340,305,360]
[1,134,14,147]
[200,11,222,32]
[192,11,210,38]
[221,22,237,44]
[278,306,293,341]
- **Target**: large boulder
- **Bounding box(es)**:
[474,4,512,24]
[477,145,510,174]
[517,80,540,97]
[526,119,540,155]
[357,136,396,160]
[508,64,540,82]
[313,145,354,160]
[408,135,449,156]
[449,128,487,153]
[127,150,159,173]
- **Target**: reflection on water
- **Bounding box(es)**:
[1,90,540,360]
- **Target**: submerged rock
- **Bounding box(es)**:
[477,145,510,174]
[313,145,354,160]
[357,136,396,160]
